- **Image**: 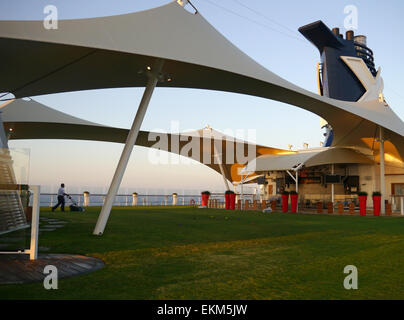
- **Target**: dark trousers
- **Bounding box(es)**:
[52,195,65,212]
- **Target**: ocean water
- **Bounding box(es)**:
[40,193,205,207]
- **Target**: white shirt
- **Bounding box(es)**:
[58,187,65,196]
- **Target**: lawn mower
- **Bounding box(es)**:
[67,195,85,212]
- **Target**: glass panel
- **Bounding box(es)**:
[9,148,30,185]
[0,148,30,251]
[395,184,404,195]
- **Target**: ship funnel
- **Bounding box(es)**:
[346,30,354,41]
[354,35,367,46]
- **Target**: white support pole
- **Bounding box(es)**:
[29,185,40,260]
[286,170,297,183]
[286,170,299,211]
[380,126,386,215]
[213,139,230,191]
[93,59,164,235]
[240,182,244,209]
[292,164,304,212]
[239,172,251,210]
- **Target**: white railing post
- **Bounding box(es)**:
[83,191,90,207]
[132,193,138,206]
[172,193,177,206]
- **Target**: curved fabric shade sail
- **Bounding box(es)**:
[0,1,404,160]
[243,147,375,173]
[2,1,404,235]
[1,99,289,182]
[304,147,374,167]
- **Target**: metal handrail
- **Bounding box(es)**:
[353,41,374,55]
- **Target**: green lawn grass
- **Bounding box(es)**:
[1,206,404,299]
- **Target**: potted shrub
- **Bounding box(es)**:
[225,190,235,210]
[281,191,289,213]
[372,191,381,216]
[358,191,368,216]
[201,191,211,207]
[290,190,298,213]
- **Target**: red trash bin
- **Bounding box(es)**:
[358,192,367,216]
[225,191,235,210]
[372,192,381,216]
[201,191,210,207]
[225,192,230,209]
[281,192,289,213]
[229,193,236,210]
[290,192,298,213]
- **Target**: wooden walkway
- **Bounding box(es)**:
[0,253,104,285]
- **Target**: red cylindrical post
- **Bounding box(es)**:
[202,193,210,207]
[229,193,236,210]
[290,194,298,213]
[282,194,289,213]
[225,193,230,209]
[359,195,367,216]
[373,195,381,216]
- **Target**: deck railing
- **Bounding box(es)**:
[40,192,258,208]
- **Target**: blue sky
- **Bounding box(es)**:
[2,0,404,194]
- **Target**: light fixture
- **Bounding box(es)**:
[177,0,189,6]
[176,0,197,14]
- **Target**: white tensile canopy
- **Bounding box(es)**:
[243,147,375,173]
[1,1,404,148]
[1,1,403,232]
[1,98,289,183]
